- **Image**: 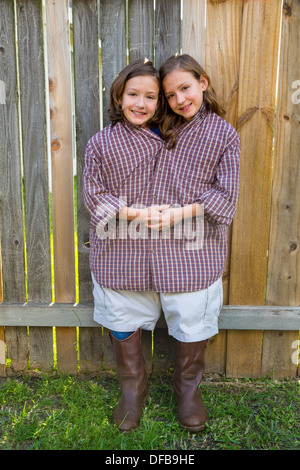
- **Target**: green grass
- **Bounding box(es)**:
[0,374,299,450]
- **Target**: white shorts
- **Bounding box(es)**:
[91,273,223,342]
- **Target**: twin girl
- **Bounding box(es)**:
[83,55,240,433]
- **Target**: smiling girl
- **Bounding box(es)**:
[155,54,240,432]
[83,59,168,433]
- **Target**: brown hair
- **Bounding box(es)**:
[109,58,166,127]
[159,54,226,148]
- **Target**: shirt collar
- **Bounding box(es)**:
[121,119,162,141]
[177,102,208,136]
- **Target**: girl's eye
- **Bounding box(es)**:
[182,86,189,91]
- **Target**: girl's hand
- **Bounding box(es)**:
[118,204,171,222]
[143,203,203,231]
[143,206,182,231]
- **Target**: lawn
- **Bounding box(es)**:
[0,373,299,451]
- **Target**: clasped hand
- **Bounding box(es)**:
[120,204,182,232]
[142,205,182,231]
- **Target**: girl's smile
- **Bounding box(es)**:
[163,70,208,120]
[121,75,159,126]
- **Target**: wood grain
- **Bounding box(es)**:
[0,0,27,374]
[45,0,77,374]
[227,0,282,377]
[128,0,154,62]
[155,0,181,69]
[264,0,300,378]
[73,0,103,373]
[100,0,126,127]
[182,0,206,67]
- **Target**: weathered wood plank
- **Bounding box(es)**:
[29,326,53,372]
[0,0,26,303]
[17,0,52,303]
[227,0,282,378]
[128,0,154,62]
[205,331,227,375]
[73,0,102,373]
[0,325,5,377]
[153,328,176,373]
[266,0,300,306]
[0,239,4,376]
[182,0,206,67]
[263,0,300,378]
[79,327,103,373]
[55,326,78,375]
[226,330,263,378]
[73,0,99,304]
[100,0,126,127]
[45,0,77,374]
[5,326,29,373]
[154,0,181,69]
[1,304,299,329]
[46,0,76,303]
[229,0,282,305]
[17,0,54,373]
[261,330,299,378]
[0,0,27,375]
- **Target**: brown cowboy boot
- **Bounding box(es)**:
[109,328,148,432]
[173,339,208,432]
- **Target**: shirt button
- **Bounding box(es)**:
[151,249,155,254]
[153,195,157,199]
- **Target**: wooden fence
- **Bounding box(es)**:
[0,0,299,378]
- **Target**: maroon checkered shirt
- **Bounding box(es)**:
[83,104,240,292]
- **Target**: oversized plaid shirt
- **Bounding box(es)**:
[83,104,240,292]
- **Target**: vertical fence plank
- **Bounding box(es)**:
[73,0,103,373]
[0,0,28,374]
[0,0,26,304]
[0,249,4,376]
[73,0,99,304]
[204,0,244,374]
[17,0,53,372]
[153,329,176,374]
[100,0,127,128]
[229,0,281,304]
[46,0,76,303]
[45,0,77,374]
[0,326,5,377]
[182,0,206,66]
[154,0,181,69]
[17,0,52,304]
[128,0,154,62]
[264,0,300,378]
[261,331,298,378]
[227,0,282,377]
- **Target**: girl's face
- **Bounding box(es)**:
[121,75,159,126]
[162,70,208,120]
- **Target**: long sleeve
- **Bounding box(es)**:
[197,131,240,226]
[83,140,127,232]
